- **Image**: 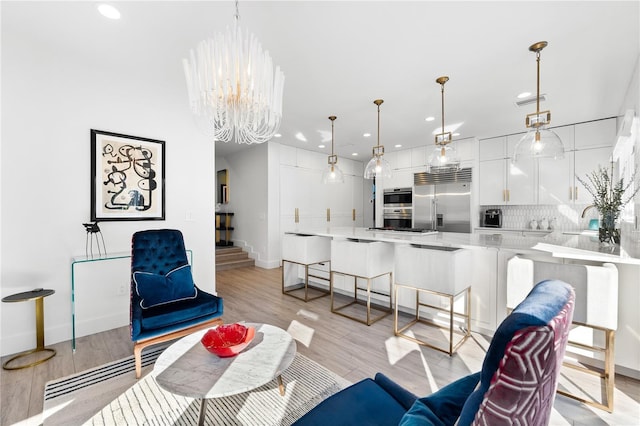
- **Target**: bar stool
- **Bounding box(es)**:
[330,239,394,325]
[394,244,471,355]
[507,256,618,412]
[281,233,331,301]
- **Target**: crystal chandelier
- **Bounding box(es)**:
[427,76,460,173]
[322,116,344,184]
[513,41,564,162]
[364,99,392,180]
[182,1,285,145]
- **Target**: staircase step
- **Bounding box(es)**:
[216,246,242,255]
[216,258,255,271]
[216,252,248,262]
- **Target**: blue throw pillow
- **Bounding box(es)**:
[133,264,197,309]
[399,372,481,426]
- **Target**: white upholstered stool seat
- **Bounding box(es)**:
[330,239,394,325]
[281,234,331,302]
[507,256,618,412]
[394,244,471,355]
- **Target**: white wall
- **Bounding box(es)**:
[1,17,216,355]
[223,144,271,267]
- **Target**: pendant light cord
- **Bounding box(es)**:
[441,82,445,141]
[536,49,541,117]
[377,103,381,149]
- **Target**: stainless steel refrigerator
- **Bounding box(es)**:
[413,168,472,233]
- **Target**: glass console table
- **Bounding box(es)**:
[70,250,193,351]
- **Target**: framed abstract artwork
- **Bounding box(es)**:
[90,129,165,221]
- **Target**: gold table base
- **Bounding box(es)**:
[2,289,56,370]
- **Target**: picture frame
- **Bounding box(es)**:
[91,129,165,221]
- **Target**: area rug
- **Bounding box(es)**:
[43,347,350,425]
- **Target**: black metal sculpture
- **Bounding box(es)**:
[83,221,106,258]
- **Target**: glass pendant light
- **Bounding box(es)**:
[322,116,345,184]
[513,41,564,162]
[427,76,460,173]
[364,99,392,180]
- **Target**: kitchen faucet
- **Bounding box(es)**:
[581,204,595,218]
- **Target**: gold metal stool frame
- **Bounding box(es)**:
[282,259,331,302]
[504,306,615,412]
[330,270,393,326]
[558,322,615,413]
[394,284,471,356]
[2,289,57,370]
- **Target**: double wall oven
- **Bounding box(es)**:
[383,187,412,228]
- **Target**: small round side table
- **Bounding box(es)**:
[2,288,56,370]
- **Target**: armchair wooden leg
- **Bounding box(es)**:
[134,345,144,379]
[133,317,223,379]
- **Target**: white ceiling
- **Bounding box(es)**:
[5,1,639,160]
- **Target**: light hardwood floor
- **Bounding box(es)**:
[1,266,639,425]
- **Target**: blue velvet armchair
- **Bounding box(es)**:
[130,229,223,378]
[294,279,575,426]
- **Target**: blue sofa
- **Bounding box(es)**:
[294,279,575,426]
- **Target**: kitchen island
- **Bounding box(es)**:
[286,227,640,378]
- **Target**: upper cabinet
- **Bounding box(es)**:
[574,118,617,150]
[479,135,536,205]
[479,118,616,206]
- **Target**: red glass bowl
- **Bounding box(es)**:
[201,323,255,357]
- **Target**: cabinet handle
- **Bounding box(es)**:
[352,209,356,221]
[327,208,331,222]
[295,208,299,223]
[575,186,578,200]
[503,189,506,202]
[506,189,510,202]
[569,187,573,200]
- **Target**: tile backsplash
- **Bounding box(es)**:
[480,204,600,231]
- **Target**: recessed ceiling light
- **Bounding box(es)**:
[351,153,358,156]
[318,144,325,148]
[517,92,531,99]
[425,116,435,122]
[394,144,402,148]
[363,133,371,137]
[274,133,282,138]
[97,4,121,20]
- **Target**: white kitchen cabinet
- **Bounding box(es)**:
[478,134,535,205]
[279,148,366,249]
[411,146,427,167]
[538,124,613,205]
[479,159,507,205]
[397,149,412,168]
[505,133,536,205]
[454,138,477,162]
[469,248,498,332]
[537,126,574,205]
[480,119,614,206]
[575,118,617,150]
[479,136,506,161]
[382,168,413,190]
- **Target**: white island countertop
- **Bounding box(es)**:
[288,227,640,265]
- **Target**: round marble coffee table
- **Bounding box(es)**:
[152,323,297,425]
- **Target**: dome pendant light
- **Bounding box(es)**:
[321,116,345,184]
[427,76,460,173]
[364,99,392,180]
[513,41,564,162]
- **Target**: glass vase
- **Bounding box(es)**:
[599,211,620,244]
